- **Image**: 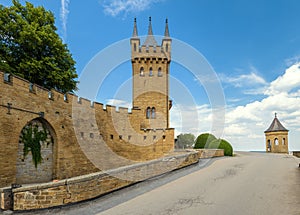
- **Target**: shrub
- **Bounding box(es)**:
[208,139,233,156]
[194,133,217,149]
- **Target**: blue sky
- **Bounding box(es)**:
[2,0,300,151]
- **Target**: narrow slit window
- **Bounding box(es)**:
[4,73,11,83]
[158,67,162,77]
[140,67,144,76]
[151,107,156,119]
[146,107,151,119]
[149,67,153,76]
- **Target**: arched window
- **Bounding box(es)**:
[282,138,285,145]
[146,107,151,119]
[267,140,271,152]
[166,44,169,52]
[151,107,156,119]
[149,67,153,76]
[140,67,144,76]
[158,67,162,77]
[274,138,279,145]
[134,43,137,52]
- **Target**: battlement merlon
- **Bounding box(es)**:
[130,45,171,62]
[130,17,171,62]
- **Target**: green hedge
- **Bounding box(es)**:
[194,133,233,156]
[207,139,233,156]
[193,133,217,149]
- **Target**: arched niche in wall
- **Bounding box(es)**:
[16,117,56,184]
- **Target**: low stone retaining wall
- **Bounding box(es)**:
[195,149,224,158]
[2,152,200,211]
[293,151,300,158]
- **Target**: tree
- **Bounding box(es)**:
[0,0,77,92]
[176,133,195,149]
[194,133,217,149]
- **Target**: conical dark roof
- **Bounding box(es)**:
[264,113,288,133]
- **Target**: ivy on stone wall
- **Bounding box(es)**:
[21,123,47,168]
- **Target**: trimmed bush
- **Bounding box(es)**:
[194,133,217,149]
[208,139,233,156]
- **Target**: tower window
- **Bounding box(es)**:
[146,107,156,119]
[146,107,151,119]
[149,67,153,76]
[166,44,169,52]
[267,139,271,151]
[283,138,285,145]
[48,91,53,100]
[140,67,144,76]
[274,138,279,145]
[4,73,11,83]
[29,83,34,92]
[134,43,137,52]
[158,67,162,77]
[151,107,156,119]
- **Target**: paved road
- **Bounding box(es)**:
[99,152,300,215]
[5,152,300,215]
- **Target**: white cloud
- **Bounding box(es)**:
[102,0,165,17]
[222,72,267,88]
[220,66,267,96]
[265,63,300,95]
[285,55,300,67]
[106,99,132,108]
[60,0,70,41]
[171,63,300,151]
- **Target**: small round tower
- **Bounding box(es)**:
[264,113,289,153]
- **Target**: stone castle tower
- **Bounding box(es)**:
[130,17,172,130]
[264,113,289,153]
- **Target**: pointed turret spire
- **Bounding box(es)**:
[132,17,138,38]
[164,18,170,37]
[265,113,289,133]
[143,16,158,46]
[148,17,153,35]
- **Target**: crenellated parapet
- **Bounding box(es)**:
[130,17,171,62]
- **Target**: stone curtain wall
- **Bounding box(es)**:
[0,71,174,188]
[11,152,199,211]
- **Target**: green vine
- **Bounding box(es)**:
[21,123,47,168]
